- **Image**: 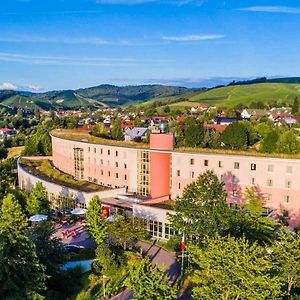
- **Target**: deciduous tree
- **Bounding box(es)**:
[27,182,50,215]
[189,235,282,300]
[86,195,107,244]
[0,194,46,299]
[127,257,177,300]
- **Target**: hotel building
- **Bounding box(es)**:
[18,129,300,239]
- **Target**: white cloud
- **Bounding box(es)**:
[0,82,19,90]
[162,34,225,41]
[0,52,171,67]
[0,82,43,91]
[0,36,163,47]
[238,6,300,14]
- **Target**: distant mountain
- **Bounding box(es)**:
[0,84,194,110]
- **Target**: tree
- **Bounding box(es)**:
[30,220,69,277]
[86,195,107,244]
[134,116,143,127]
[184,124,205,147]
[169,171,231,240]
[292,97,299,115]
[0,146,8,160]
[111,118,123,140]
[189,235,282,300]
[229,187,276,245]
[108,216,146,250]
[207,129,221,149]
[0,194,46,299]
[220,122,248,150]
[27,182,50,215]
[127,257,177,300]
[22,127,52,156]
[276,130,300,154]
[272,233,300,296]
[260,130,280,153]
[93,244,119,277]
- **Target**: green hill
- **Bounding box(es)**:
[142,82,300,109]
[0,84,192,110]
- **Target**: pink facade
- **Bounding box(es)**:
[51,132,300,227]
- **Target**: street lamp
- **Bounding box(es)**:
[102,275,107,299]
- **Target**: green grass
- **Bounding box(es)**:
[138,83,300,109]
[7,146,24,160]
[52,129,149,149]
[20,159,110,192]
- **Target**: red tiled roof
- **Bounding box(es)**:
[205,124,228,133]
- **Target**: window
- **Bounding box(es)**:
[100,159,103,165]
[284,195,290,203]
[218,161,223,168]
[250,163,256,171]
[101,170,103,175]
[100,148,103,154]
[94,148,96,153]
[158,222,163,237]
[116,151,118,157]
[283,210,289,218]
[115,162,119,168]
[286,181,291,189]
[178,183,181,189]
[232,190,238,197]
[234,162,239,169]
[190,158,194,165]
[116,173,119,179]
[286,166,293,174]
[267,179,273,187]
[108,171,111,177]
[124,174,127,180]
[108,150,110,155]
[267,164,274,172]
[204,159,209,167]
[124,163,127,169]
[177,170,180,176]
[190,171,195,179]
[251,178,255,185]
[93,178,97,183]
[88,147,90,152]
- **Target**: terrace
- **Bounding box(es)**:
[19,158,109,193]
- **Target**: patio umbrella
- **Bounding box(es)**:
[29,214,48,222]
[71,208,87,215]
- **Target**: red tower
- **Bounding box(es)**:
[149,133,174,201]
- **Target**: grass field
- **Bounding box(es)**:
[138,83,300,109]
[7,146,24,160]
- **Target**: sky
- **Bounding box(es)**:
[1,0,300,91]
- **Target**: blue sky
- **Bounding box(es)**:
[1,0,300,90]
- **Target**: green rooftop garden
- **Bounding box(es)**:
[51,129,149,149]
[20,158,110,193]
[177,146,300,159]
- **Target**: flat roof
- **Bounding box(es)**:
[51,129,149,149]
[51,129,300,160]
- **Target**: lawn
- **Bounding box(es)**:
[20,159,110,193]
[7,146,24,160]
